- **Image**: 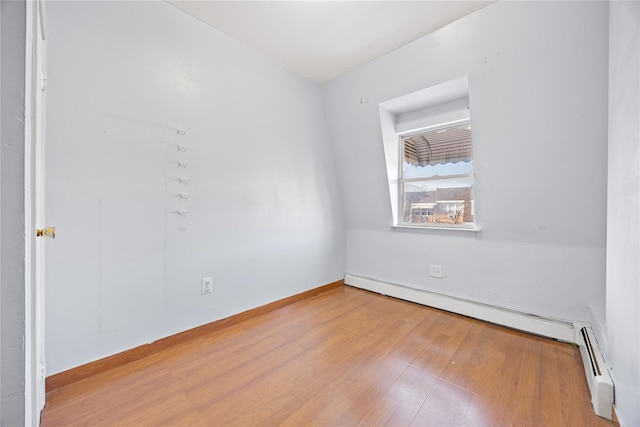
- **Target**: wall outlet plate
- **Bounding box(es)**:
[201,277,213,295]
[429,264,443,278]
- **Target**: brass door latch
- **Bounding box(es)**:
[36,227,56,239]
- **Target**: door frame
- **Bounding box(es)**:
[34,0,48,415]
[25,0,47,425]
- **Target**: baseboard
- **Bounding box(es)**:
[344,273,575,342]
[613,406,623,427]
[46,279,344,392]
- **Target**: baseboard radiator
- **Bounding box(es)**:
[576,324,614,420]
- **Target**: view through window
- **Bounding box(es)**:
[400,121,475,227]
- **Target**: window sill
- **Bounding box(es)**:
[392,224,481,234]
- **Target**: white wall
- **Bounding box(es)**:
[323,1,608,322]
[606,1,639,426]
[45,1,345,375]
[0,1,26,425]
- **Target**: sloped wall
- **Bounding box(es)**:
[323,1,608,323]
[45,1,345,375]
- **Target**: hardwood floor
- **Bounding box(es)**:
[41,286,617,426]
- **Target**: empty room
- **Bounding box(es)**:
[1,0,638,426]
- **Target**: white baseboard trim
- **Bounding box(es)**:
[614,406,624,427]
[344,273,576,342]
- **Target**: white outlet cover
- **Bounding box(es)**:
[429,264,443,278]
[201,277,213,294]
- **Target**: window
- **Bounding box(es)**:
[399,120,475,228]
[379,76,477,229]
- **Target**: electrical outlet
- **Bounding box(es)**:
[429,264,443,279]
[201,277,213,295]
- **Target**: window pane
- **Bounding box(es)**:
[403,160,473,179]
[402,180,474,226]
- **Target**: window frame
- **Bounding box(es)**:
[397,119,477,230]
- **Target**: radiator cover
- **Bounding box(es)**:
[576,324,614,420]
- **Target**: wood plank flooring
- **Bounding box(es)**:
[41,286,617,426]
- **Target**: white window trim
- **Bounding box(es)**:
[391,224,481,232]
[397,123,475,230]
[379,76,480,232]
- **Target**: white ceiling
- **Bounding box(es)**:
[168,1,494,83]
